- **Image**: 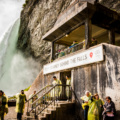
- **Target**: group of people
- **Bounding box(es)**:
[51,76,71,100]
[1,76,116,120]
[57,38,97,58]
[81,91,116,120]
[0,89,27,120]
[57,41,79,58]
[0,75,71,120]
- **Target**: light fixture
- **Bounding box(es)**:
[65,34,69,37]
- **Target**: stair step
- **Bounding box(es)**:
[25,101,74,120]
[24,115,35,119]
[38,115,46,120]
[45,108,56,112]
[42,111,51,115]
[30,113,35,117]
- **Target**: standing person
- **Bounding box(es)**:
[16,90,27,120]
[0,90,8,120]
[103,96,116,120]
[58,49,65,58]
[88,93,104,120]
[29,91,38,109]
[51,76,62,100]
[94,94,104,120]
[81,91,91,120]
[70,41,78,52]
[66,75,71,101]
[91,38,97,46]
[83,40,85,49]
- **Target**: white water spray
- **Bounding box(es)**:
[0,0,40,96]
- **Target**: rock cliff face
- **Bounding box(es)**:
[18,0,120,67]
[18,0,75,67]
[18,1,120,119]
[100,0,120,11]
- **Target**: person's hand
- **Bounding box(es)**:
[107,112,113,114]
[100,105,102,107]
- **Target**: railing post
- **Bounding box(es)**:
[69,85,70,102]
[54,87,55,106]
[70,86,71,101]
[35,106,37,119]
[27,101,29,115]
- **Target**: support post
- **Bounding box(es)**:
[51,41,55,61]
[71,69,75,102]
[108,29,115,45]
[85,18,92,49]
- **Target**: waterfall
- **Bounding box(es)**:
[0,19,40,96]
[0,0,40,96]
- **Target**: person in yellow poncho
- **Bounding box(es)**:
[0,90,8,120]
[88,93,104,120]
[66,75,71,101]
[81,91,91,120]
[51,76,62,100]
[69,41,78,52]
[16,90,27,120]
[29,91,38,109]
[82,40,86,49]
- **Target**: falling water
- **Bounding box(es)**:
[0,0,40,96]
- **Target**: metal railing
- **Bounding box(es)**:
[26,84,72,119]
[55,41,84,59]
[26,85,53,116]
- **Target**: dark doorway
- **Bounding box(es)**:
[60,71,71,100]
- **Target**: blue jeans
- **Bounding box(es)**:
[84,106,89,120]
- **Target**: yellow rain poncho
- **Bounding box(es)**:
[4,94,8,116]
[66,79,71,98]
[29,94,38,108]
[81,93,91,109]
[88,98,104,120]
[83,40,85,49]
[51,79,62,97]
[0,95,8,118]
[16,94,26,113]
[70,42,78,52]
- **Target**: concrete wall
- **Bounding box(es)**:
[45,103,75,120]
[27,43,120,120]
[43,43,120,120]
[73,43,120,120]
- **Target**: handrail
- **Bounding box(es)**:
[55,41,84,58]
[31,85,56,105]
[26,84,52,102]
[26,84,72,117]
[32,84,70,105]
[26,84,53,115]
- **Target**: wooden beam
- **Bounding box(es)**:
[51,41,56,60]
[108,29,115,45]
[85,18,92,49]
[52,21,85,43]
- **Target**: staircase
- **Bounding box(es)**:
[24,84,75,120]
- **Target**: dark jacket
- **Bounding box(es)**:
[103,101,116,120]
[103,101,116,114]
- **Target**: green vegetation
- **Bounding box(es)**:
[8,85,31,100]
[8,95,16,100]
[23,0,30,8]
[24,85,31,91]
